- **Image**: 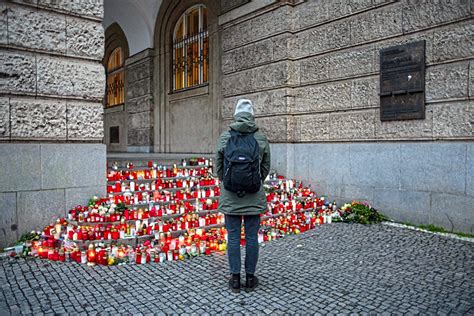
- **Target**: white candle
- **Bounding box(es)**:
[159,252,166,262]
[199,217,206,227]
[81,251,87,264]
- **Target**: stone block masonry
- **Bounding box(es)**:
[0,0,106,248]
[0,1,105,143]
[272,141,474,234]
[0,144,106,248]
[220,1,473,143]
[220,0,473,233]
[124,49,155,152]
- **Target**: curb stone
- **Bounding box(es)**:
[382,221,474,243]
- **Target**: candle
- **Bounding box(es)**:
[159,252,166,262]
[81,251,87,264]
[87,244,96,266]
[135,249,142,264]
[118,249,125,260]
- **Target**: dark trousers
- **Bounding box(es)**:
[225,214,260,275]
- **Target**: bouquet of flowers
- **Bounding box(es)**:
[338,201,386,224]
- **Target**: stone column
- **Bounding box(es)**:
[125,49,154,153]
[0,0,106,247]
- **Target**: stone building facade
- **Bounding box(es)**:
[0,0,472,247]
[0,0,106,247]
[221,0,473,233]
[104,0,473,233]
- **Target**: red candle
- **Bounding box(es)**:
[53,249,59,261]
[87,246,96,266]
[115,182,121,192]
[99,249,107,265]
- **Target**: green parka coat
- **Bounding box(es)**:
[215,112,271,216]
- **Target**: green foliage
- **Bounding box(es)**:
[115,202,128,214]
[88,197,99,207]
[17,231,40,244]
[418,224,447,233]
[341,202,387,224]
[417,224,474,238]
[456,231,474,238]
[263,185,276,193]
[396,221,474,238]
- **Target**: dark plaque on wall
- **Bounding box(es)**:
[379,40,425,121]
[110,126,119,144]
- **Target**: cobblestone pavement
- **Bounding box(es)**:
[1,223,473,315]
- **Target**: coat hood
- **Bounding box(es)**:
[229,112,258,133]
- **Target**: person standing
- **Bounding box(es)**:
[215,99,271,293]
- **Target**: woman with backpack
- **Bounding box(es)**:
[215,99,271,293]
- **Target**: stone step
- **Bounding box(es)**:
[107,152,214,167]
[107,184,217,196]
[68,207,322,246]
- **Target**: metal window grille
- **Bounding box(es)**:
[172,6,209,91]
[106,47,125,107]
[106,70,124,107]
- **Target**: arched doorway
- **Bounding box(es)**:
[103,22,130,152]
[154,0,220,154]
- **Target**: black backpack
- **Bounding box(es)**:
[223,130,261,197]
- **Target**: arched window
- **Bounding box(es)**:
[172,5,209,91]
[106,47,125,107]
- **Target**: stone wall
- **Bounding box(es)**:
[220,0,473,142]
[125,49,155,152]
[220,0,473,233]
[0,0,106,247]
[271,142,474,234]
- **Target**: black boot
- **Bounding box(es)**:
[229,274,240,293]
[245,274,259,292]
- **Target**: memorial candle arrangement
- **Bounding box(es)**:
[8,159,342,265]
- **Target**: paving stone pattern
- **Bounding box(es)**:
[1,223,473,315]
